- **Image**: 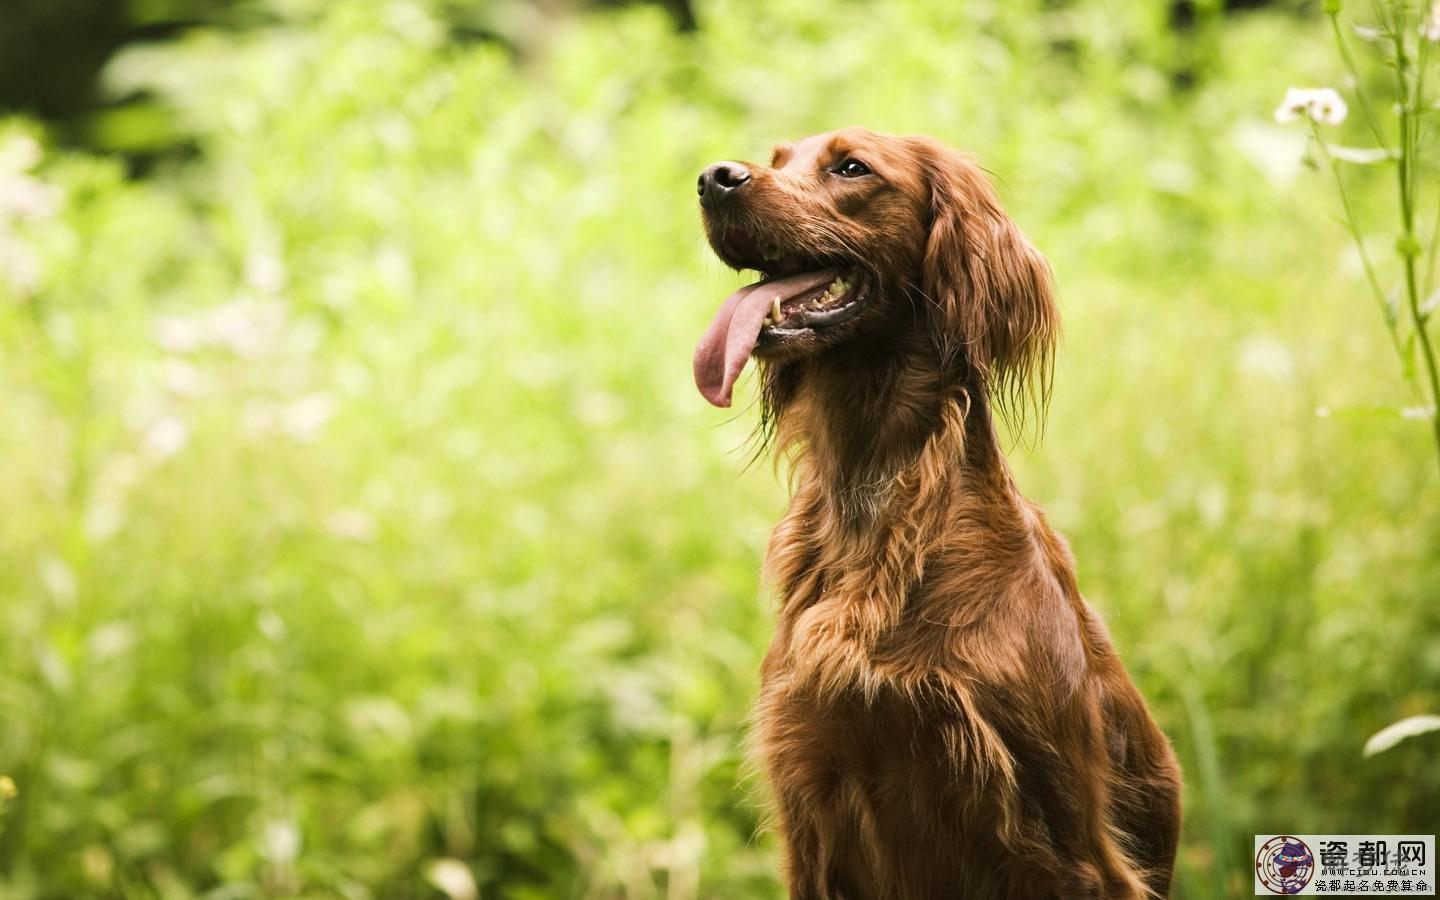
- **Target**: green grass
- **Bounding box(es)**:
[0,1,1437,897]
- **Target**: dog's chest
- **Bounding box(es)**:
[752,670,1027,894]
[756,669,961,805]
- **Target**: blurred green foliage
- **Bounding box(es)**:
[0,1,1437,897]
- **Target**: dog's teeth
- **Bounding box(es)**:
[772,297,783,323]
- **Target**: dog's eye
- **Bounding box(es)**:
[834,158,871,178]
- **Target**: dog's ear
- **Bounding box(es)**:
[914,138,1058,427]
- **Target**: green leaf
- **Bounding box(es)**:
[1324,144,1397,164]
[426,859,479,900]
[1420,287,1440,321]
[1363,714,1440,757]
[1314,404,1432,419]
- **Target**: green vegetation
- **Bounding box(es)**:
[0,1,1436,897]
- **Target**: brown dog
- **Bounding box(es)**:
[692,129,1181,899]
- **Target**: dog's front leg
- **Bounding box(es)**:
[773,791,858,900]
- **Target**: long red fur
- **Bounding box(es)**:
[701,129,1182,899]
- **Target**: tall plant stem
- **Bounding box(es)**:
[1311,126,1408,371]
[1331,10,1390,146]
[1391,19,1440,475]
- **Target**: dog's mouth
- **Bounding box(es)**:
[760,269,868,332]
[694,228,871,408]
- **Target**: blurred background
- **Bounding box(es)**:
[0,0,1437,897]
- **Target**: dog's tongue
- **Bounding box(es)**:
[693,270,836,407]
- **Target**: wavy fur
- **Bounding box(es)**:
[701,129,1181,899]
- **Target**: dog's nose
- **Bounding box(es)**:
[697,161,751,207]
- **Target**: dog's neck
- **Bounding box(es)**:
[769,342,1013,528]
[761,340,1039,638]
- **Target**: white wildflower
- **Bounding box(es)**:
[161,358,206,397]
[1274,86,1348,125]
[0,134,61,296]
[152,297,286,356]
[280,392,334,441]
[425,859,478,900]
[84,497,124,543]
[38,555,77,603]
[258,610,287,642]
[206,298,284,357]
[154,314,204,352]
[142,415,190,460]
[244,247,286,295]
[0,175,61,221]
[1422,3,1440,41]
[88,622,138,660]
[1309,88,1348,124]
[0,134,41,175]
[1274,86,1311,123]
[0,232,41,295]
[241,401,277,438]
[1235,334,1295,382]
[325,507,377,541]
[260,818,301,865]
[0,134,60,222]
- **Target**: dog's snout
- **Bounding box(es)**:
[697,161,751,207]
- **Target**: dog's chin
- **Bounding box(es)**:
[754,309,868,364]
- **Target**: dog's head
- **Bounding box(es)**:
[693,127,1057,419]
